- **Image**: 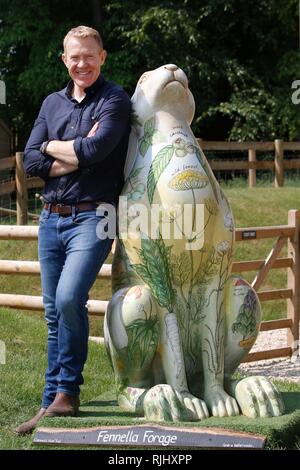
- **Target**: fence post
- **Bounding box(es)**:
[15,152,28,225]
[274,139,284,187]
[287,209,300,356]
[248,148,256,187]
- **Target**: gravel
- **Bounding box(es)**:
[238,328,300,383]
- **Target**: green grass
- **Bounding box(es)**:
[0,308,114,450]
[1,308,299,450]
[1,185,300,449]
[35,389,300,450]
[225,186,300,321]
[1,185,299,330]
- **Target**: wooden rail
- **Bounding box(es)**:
[0,180,15,197]
[0,209,299,363]
[232,257,293,272]
[0,207,38,220]
[1,142,300,225]
[198,141,275,151]
[243,347,293,363]
[197,139,300,188]
[0,294,108,315]
[0,225,38,239]
[0,259,111,278]
[0,156,15,171]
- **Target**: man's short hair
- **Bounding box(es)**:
[63,26,103,51]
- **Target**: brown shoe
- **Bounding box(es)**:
[15,408,47,435]
[44,392,80,417]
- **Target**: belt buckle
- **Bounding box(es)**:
[55,203,71,215]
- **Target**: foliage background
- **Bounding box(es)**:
[0,0,299,147]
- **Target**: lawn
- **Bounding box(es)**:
[1,185,299,333]
[224,185,300,322]
[0,308,113,450]
[0,308,299,450]
[0,184,300,450]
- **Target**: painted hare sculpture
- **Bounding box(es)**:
[104,64,284,421]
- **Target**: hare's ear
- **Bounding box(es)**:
[124,128,139,180]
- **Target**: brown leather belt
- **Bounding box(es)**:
[43,202,97,215]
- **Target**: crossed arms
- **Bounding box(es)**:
[46,122,98,177]
[23,91,131,180]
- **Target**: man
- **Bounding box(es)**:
[16,25,131,434]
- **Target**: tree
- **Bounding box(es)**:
[0,0,299,147]
[103,0,300,140]
[0,0,104,146]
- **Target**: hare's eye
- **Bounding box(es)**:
[139,74,148,85]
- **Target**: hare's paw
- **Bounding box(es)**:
[143,385,208,422]
[232,376,285,418]
[118,387,147,415]
[181,391,209,420]
[204,385,240,417]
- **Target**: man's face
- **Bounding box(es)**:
[62,36,107,91]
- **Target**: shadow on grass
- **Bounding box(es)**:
[280,392,300,414]
[80,400,117,408]
[78,399,134,418]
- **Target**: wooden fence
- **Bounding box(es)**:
[0,209,299,363]
[0,141,300,224]
[199,139,300,188]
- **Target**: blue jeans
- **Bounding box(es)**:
[38,208,113,408]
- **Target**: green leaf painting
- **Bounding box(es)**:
[129,166,143,179]
[139,138,150,157]
[171,252,191,287]
[132,234,175,311]
[144,116,155,135]
[147,145,174,204]
[131,110,142,128]
[232,289,258,339]
[138,117,164,157]
[126,317,159,368]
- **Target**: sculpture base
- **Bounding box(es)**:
[34,423,265,449]
[33,391,300,449]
